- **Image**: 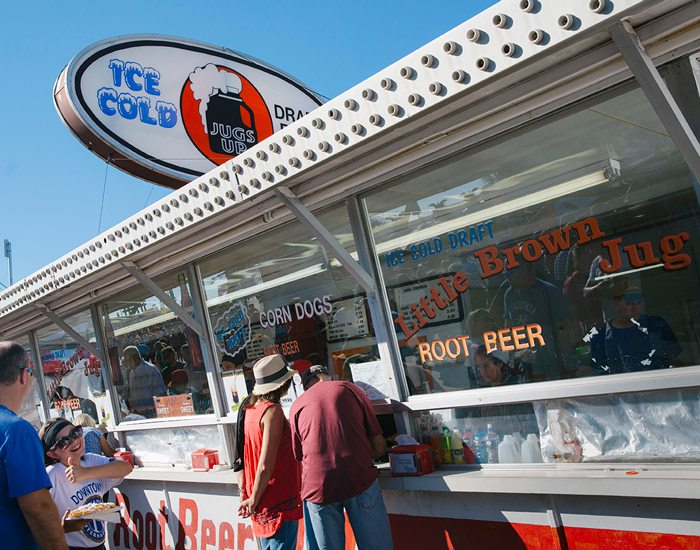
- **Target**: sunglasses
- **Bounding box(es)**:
[16,363,34,377]
[51,426,83,451]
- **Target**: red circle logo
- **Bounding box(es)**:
[181,65,273,165]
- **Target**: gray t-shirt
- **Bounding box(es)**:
[47,453,121,548]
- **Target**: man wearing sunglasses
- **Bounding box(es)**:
[0,341,68,549]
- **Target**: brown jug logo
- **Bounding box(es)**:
[181,64,273,164]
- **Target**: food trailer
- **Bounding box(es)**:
[2,0,700,547]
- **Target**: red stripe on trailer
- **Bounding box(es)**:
[389,515,700,549]
[389,514,562,549]
[564,527,700,549]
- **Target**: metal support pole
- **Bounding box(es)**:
[28,329,51,423]
[35,303,101,359]
[186,262,227,420]
[120,261,204,336]
[346,196,409,402]
[274,186,377,295]
[610,20,700,182]
[90,304,124,426]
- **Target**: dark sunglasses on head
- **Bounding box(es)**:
[16,363,34,376]
[51,426,83,451]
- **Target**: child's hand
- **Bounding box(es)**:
[65,456,86,483]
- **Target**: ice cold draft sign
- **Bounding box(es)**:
[55,35,323,187]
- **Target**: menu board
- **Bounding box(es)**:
[392,274,463,328]
[246,326,273,360]
[324,296,371,343]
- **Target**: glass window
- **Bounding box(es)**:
[14,335,43,429]
[415,386,700,465]
[36,310,115,427]
[365,86,700,395]
[199,205,387,414]
[124,425,224,468]
[101,270,209,420]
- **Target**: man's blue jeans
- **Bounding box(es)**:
[304,479,393,550]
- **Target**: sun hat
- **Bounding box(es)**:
[300,365,329,388]
[252,354,296,395]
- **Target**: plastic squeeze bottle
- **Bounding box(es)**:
[441,426,454,464]
[511,432,524,453]
[497,434,520,463]
[486,423,500,464]
[521,433,544,463]
[430,425,443,465]
[451,429,465,464]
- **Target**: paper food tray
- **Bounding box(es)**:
[69,504,124,523]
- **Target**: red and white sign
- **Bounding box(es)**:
[54,35,323,188]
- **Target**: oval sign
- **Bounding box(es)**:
[54,35,324,188]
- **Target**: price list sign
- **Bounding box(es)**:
[325,297,370,343]
[393,276,463,328]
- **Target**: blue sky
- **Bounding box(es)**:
[0,0,494,286]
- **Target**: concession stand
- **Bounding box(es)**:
[2,0,700,548]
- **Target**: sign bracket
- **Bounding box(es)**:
[34,303,101,359]
[120,261,204,336]
[273,186,377,295]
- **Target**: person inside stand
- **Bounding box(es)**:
[290,363,393,550]
[40,418,133,550]
[0,341,75,550]
[73,414,115,458]
[180,344,206,394]
[167,369,208,414]
[464,308,502,387]
[237,354,302,549]
[590,279,682,374]
[122,346,166,418]
[474,346,521,387]
[498,250,570,382]
[159,346,185,387]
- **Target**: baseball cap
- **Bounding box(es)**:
[301,365,329,388]
[611,279,644,301]
[168,369,189,387]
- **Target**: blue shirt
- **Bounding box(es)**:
[591,314,682,374]
[503,278,569,380]
[0,405,52,549]
[128,360,166,416]
[83,427,103,455]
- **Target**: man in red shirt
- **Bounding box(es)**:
[289,365,393,550]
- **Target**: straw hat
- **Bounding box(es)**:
[252,354,296,395]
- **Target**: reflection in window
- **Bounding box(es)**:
[366,87,700,395]
[36,310,114,427]
[199,206,385,414]
[101,271,209,420]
